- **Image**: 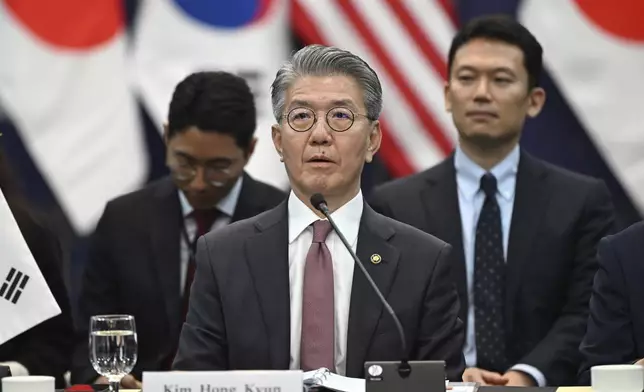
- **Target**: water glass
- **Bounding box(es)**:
[89,314,138,392]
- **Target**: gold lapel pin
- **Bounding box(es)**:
[370,254,382,264]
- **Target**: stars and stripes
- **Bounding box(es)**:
[292,0,459,177]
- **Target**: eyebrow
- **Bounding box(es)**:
[456,65,517,76]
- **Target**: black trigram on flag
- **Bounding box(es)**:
[0,267,30,304]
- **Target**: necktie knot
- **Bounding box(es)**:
[480,173,498,199]
[312,220,333,243]
[192,208,221,236]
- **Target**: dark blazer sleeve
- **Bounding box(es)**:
[0,210,74,384]
[416,242,466,381]
[577,235,636,384]
[172,235,227,370]
[70,203,121,384]
[517,180,615,385]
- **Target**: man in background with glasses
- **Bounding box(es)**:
[71,71,286,388]
[172,45,465,381]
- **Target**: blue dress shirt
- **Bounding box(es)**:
[455,145,546,386]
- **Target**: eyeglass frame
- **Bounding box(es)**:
[281,106,375,133]
[166,154,236,187]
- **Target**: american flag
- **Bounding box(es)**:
[292,0,459,177]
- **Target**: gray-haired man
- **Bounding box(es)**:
[172,44,466,380]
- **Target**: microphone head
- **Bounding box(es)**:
[310,193,327,211]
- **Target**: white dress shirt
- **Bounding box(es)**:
[287,190,362,376]
[178,176,243,293]
[455,145,546,386]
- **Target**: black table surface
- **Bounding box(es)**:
[480,388,557,392]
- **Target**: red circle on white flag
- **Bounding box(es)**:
[5,0,123,49]
[574,0,644,42]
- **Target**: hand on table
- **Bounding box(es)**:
[462,367,508,386]
[463,367,536,386]
[502,370,536,386]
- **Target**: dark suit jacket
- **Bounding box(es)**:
[368,151,615,386]
[0,206,74,387]
[71,173,286,384]
[578,221,644,385]
[172,199,466,380]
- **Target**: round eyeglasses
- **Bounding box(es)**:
[285,107,372,132]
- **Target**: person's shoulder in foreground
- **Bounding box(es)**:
[578,221,644,385]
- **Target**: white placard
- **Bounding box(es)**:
[143,370,303,392]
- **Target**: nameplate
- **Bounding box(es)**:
[143,370,303,392]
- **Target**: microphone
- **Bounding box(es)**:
[310,193,412,378]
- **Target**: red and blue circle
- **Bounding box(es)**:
[574,0,644,42]
[173,0,273,29]
[4,0,123,49]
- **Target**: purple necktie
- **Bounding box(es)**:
[300,219,335,371]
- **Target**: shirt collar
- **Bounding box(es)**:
[178,175,244,218]
[288,189,364,244]
[454,144,520,202]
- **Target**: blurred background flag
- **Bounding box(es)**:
[292,0,459,177]
[519,0,644,212]
[0,188,60,345]
[131,0,291,189]
[0,0,146,235]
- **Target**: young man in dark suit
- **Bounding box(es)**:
[369,16,615,387]
[172,44,466,381]
[578,221,644,384]
[71,71,286,387]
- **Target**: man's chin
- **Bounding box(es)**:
[304,175,334,193]
[461,130,518,149]
[186,196,219,210]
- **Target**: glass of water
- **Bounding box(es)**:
[89,314,138,392]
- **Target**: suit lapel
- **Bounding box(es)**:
[420,157,468,323]
[505,152,550,334]
[149,179,183,333]
[346,205,400,377]
[244,202,291,369]
[231,173,263,223]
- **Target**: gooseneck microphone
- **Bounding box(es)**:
[310,193,412,378]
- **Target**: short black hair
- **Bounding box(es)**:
[447,15,543,89]
[167,71,256,149]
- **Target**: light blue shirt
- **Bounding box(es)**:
[455,145,546,386]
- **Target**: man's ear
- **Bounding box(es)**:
[272,124,284,162]
[526,87,546,118]
[444,81,453,113]
[244,137,258,161]
[163,123,170,145]
[365,121,382,163]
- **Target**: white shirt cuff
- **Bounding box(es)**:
[0,361,29,377]
[511,363,546,387]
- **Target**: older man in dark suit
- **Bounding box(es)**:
[173,44,466,381]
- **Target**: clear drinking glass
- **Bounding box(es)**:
[89,314,138,392]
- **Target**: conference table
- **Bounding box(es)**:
[474,388,590,392]
[100,388,592,392]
